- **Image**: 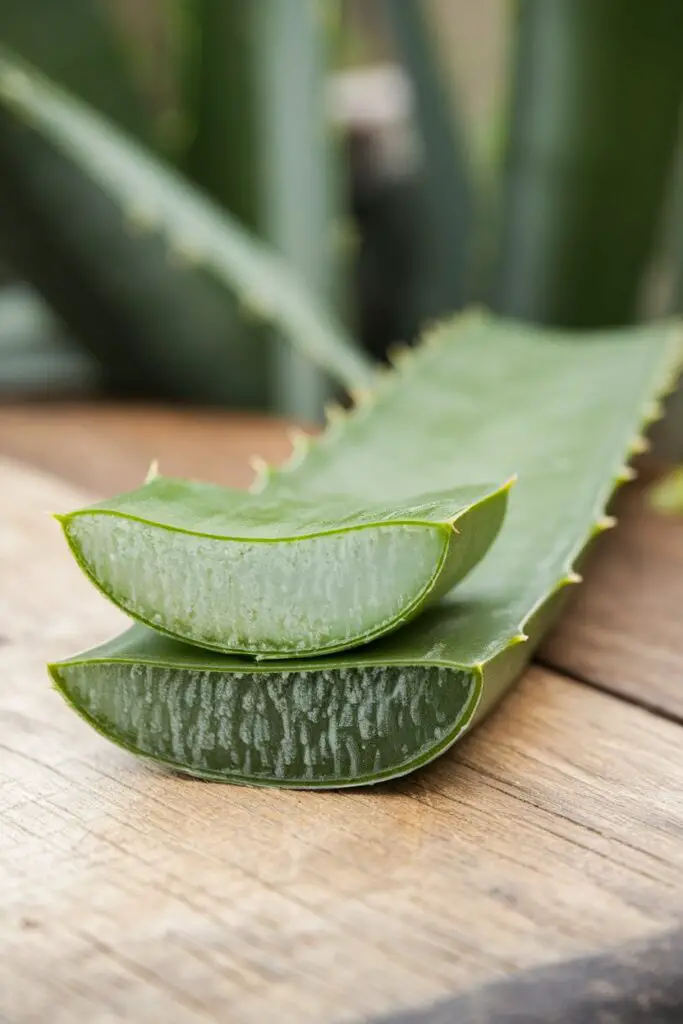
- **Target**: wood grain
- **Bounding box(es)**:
[0,402,302,494]
[541,474,683,721]
[3,456,683,1024]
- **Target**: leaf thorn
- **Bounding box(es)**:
[145,459,160,483]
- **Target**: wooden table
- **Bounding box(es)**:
[2,403,683,1024]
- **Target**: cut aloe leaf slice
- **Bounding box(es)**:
[50,313,683,788]
[57,478,511,658]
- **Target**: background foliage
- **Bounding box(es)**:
[1,0,683,446]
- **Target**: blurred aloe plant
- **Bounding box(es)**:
[0,0,364,417]
[2,0,683,433]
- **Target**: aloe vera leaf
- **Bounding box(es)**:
[183,1,343,420]
[385,0,475,321]
[494,0,683,326]
[50,314,683,788]
[58,478,510,658]
[0,0,152,143]
[257,0,344,421]
[0,282,102,395]
[0,48,372,400]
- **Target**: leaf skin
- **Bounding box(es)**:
[0,47,372,400]
[50,313,683,788]
[58,478,511,658]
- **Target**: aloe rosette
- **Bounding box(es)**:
[49,313,683,788]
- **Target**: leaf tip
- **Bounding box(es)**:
[511,632,529,646]
[596,514,618,533]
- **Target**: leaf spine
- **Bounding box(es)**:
[123,201,158,234]
[145,459,160,483]
[238,291,272,323]
[350,387,374,409]
[249,456,272,494]
[167,235,204,267]
[630,435,650,455]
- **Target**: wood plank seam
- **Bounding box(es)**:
[535,654,683,728]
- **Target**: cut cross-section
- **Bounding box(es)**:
[59,478,511,658]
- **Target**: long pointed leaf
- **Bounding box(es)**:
[493,0,683,326]
[385,0,475,323]
[0,49,372,401]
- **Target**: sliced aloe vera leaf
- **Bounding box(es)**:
[58,478,511,658]
[51,314,683,788]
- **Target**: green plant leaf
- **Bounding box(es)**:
[0,47,372,403]
[57,477,511,658]
[385,0,476,322]
[50,313,683,788]
[493,0,683,327]
[0,282,101,396]
[0,0,152,142]
[183,0,345,420]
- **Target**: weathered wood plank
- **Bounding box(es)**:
[2,457,683,1024]
[542,472,683,720]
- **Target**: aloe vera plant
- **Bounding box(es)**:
[183,0,343,419]
[0,48,371,408]
[50,314,683,788]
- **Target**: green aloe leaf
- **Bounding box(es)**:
[0,48,372,401]
[385,0,476,321]
[50,313,683,788]
[182,0,344,420]
[57,477,511,658]
[493,0,683,327]
[0,0,152,143]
